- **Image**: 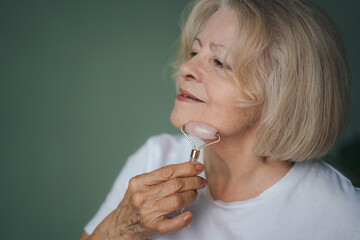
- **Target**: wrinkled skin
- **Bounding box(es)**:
[83,162,207,240]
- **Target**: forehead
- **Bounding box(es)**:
[196,7,237,47]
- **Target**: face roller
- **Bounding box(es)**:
[181,122,221,161]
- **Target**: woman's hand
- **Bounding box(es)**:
[88,161,207,240]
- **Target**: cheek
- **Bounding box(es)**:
[206,87,258,135]
[207,81,240,109]
[210,105,258,137]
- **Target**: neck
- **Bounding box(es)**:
[203,127,293,202]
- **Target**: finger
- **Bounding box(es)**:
[156,190,199,214]
[156,211,193,235]
[151,176,207,198]
[141,162,205,186]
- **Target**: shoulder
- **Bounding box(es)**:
[296,159,360,225]
[302,159,359,196]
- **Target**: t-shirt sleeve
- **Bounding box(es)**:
[84,136,161,235]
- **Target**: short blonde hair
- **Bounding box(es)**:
[175,0,352,162]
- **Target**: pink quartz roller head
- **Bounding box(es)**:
[185,122,218,140]
[181,122,221,161]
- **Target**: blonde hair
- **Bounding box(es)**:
[175,0,352,162]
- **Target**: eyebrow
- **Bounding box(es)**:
[194,37,227,50]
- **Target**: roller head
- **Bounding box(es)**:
[185,122,218,140]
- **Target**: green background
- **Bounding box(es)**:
[1,1,359,239]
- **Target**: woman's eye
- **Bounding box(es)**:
[214,59,223,67]
[190,51,197,57]
[214,59,232,70]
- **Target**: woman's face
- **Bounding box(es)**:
[171,7,259,139]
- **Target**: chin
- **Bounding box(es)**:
[170,108,185,129]
[170,105,202,130]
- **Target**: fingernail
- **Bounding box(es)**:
[195,164,204,172]
[183,213,192,222]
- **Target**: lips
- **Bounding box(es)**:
[178,88,204,103]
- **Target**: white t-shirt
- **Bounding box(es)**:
[84,134,360,240]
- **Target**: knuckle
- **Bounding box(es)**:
[186,162,198,172]
[129,175,141,191]
[172,195,183,207]
[161,165,175,180]
[131,192,145,206]
[169,178,183,192]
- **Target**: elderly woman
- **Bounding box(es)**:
[78,0,359,239]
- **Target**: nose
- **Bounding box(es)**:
[180,56,203,83]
